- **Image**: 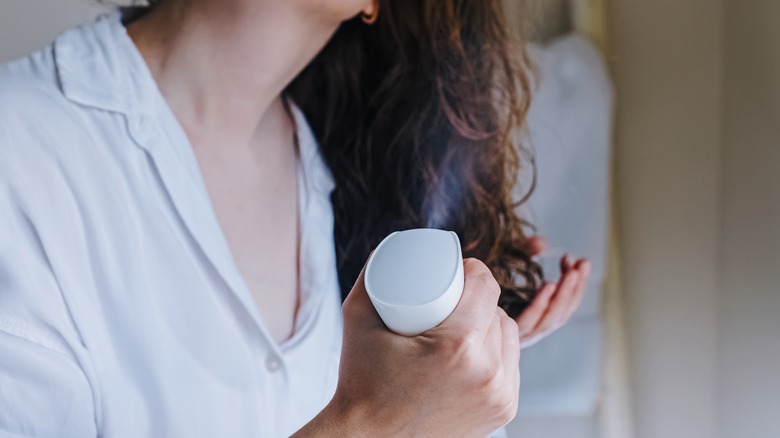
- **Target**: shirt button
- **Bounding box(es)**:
[265,354,283,372]
[132,115,147,131]
[129,115,154,145]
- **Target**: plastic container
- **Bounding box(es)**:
[365,229,465,336]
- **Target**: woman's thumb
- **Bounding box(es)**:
[341,257,385,330]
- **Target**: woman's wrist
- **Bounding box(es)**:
[291,394,385,438]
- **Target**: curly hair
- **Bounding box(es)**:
[287,0,543,317]
[134,0,542,316]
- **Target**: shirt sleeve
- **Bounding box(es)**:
[490,426,508,438]
[0,330,97,437]
[0,184,97,437]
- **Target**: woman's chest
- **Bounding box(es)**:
[31,123,344,434]
[193,135,302,343]
[62,192,342,436]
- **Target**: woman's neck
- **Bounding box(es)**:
[126,0,341,145]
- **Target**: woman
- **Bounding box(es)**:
[0,0,590,436]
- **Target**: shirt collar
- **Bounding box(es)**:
[53,8,159,120]
[52,8,335,195]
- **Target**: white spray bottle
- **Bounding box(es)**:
[364,228,465,336]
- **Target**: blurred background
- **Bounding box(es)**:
[1,1,778,437]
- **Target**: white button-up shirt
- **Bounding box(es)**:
[0,10,343,437]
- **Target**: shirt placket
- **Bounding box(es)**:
[125,108,289,374]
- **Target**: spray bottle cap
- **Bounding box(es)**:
[365,228,465,336]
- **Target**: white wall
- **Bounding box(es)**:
[609,1,780,437]
[0,0,106,62]
[607,1,723,437]
[718,1,780,437]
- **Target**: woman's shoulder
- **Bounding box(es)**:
[0,49,106,229]
[1,11,147,169]
[0,42,104,181]
[0,46,83,137]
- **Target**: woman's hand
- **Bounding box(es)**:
[515,237,591,349]
[295,259,520,438]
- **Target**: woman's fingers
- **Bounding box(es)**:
[486,307,505,363]
[521,258,591,346]
[562,260,591,321]
[341,261,386,331]
[533,268,580,335]
[518,236,547,257]
[500,309,521,370]
[514,251,592,349]
[522,255,586,340]
[499,308,521,410]
[514,283,556,337]
[440,259,502,339]
[561,253,574,274]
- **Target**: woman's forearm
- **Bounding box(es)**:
[291,397,384,438]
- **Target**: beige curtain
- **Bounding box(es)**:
[571,2,635,438]
[507,1,635,436]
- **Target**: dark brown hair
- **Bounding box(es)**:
[287,0,542,317]
[138,0,542,317]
